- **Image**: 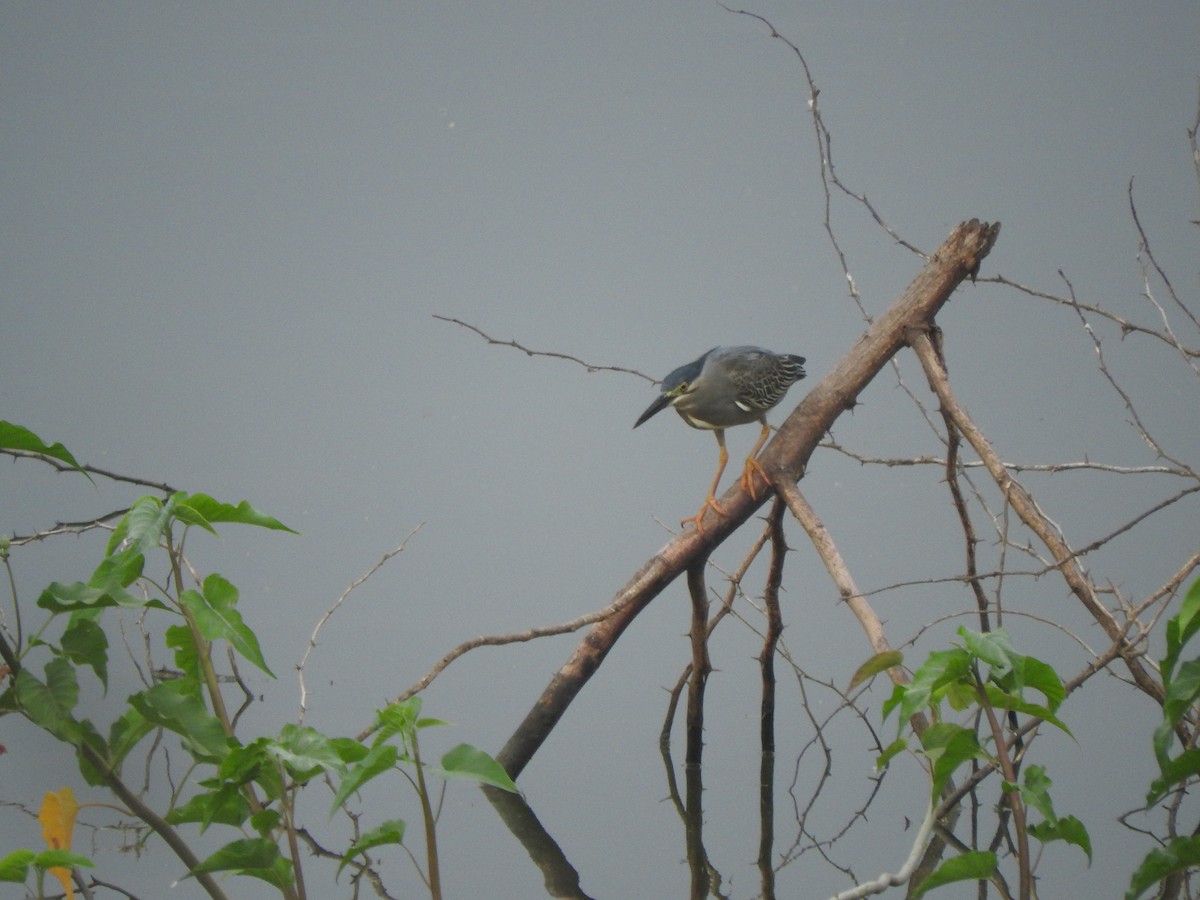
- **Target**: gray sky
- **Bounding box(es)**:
[3,3,1198,897]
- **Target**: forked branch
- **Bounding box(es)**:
[495,219,1000,778]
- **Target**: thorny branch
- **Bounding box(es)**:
[909,329,1166,703]
[432,314,655,381]
[430,70,1196,897]
[7,27,1196,900]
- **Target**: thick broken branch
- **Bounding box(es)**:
[495,220,1000,778]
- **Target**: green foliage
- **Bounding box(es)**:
[129,681,230,761]
[333,697,520,876]
[1018,766,1092,864]
[179,574,274,677]
[1128,838,1200,900]
[0,848,95,893]
[875,626,1088,893]
[188,837,294,890]
[911,850,997,898]
[0,850,37,883]
[340,820,406,875]
[1149,577,1200,804]
[436,742,520,791]
[1127,577,1200,899]
[918,721,986,799]
[1,423,516,899]
[0,420,90,480]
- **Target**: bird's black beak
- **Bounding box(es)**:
[634,392,673,429]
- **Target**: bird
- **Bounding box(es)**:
[634,346,807,531]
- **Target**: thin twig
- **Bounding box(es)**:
[1,448,178,493]
[432,315,654,381]
[362,606,616,743]
[298,524,425,722]
[821,439,1192,477]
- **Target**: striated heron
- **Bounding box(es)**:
[634,345,807,531]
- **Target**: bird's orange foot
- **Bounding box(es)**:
[739,456,770,500]
[681,495,727,533]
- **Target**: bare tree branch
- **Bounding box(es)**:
[432,314,655,381]
[908,330,1165,706]
[821,439,1192,476]
[494,219,999,778]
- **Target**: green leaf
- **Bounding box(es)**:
[980,684,1072,736]
[265,724,345,781]
[45,655,80,714]
[62,616,109,689]
[339,819,406,875]
[959,627,1017,678]
[416,716,451,730]
[1163,578,1200,683]
[0,421,91,481]
[217,738,284,800]
[178,574,273,677]
[884,648,970,726]
[849,650,904,690]
[37,579,154,613]
[374,697,423,747]
[250,808,282,834]
[1015,655,1066,713]
[108,707,153,769]
[106,495,171,556]
[15,660,81,741]
[34,849,95,870]
[179,494,298,535]
[330,736,370,764]
[912,851,997,897]
[1162,658,1200,734]
[432,743,519,793]
[0,849,36,882]
[164,624,202,684]
[89,548,145,592]
[189,838,293,890]
[1019,766,1092,864]
[331,744,399,812]
[1028,815,1092,864]
[72,718,110,786]
[920,723,986,798]
[129,681,229,761]
[875,737,908,770]
[1147,748,1200,805]
[880,681,907,721]
[1127,836,1200,900]
[942,680,978,712]
[1152,654,1200,782]
[169,498,220,537]
[1018,765,1055,820]
[167,784,251,830]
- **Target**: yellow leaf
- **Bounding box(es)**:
[38,787,78,900]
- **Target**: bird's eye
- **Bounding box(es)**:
[669,382,690,397]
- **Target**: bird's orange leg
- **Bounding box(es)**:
[738,419,773,500]
[681,431,729,532]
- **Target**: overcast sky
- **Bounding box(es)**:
[3,3,1198,897]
